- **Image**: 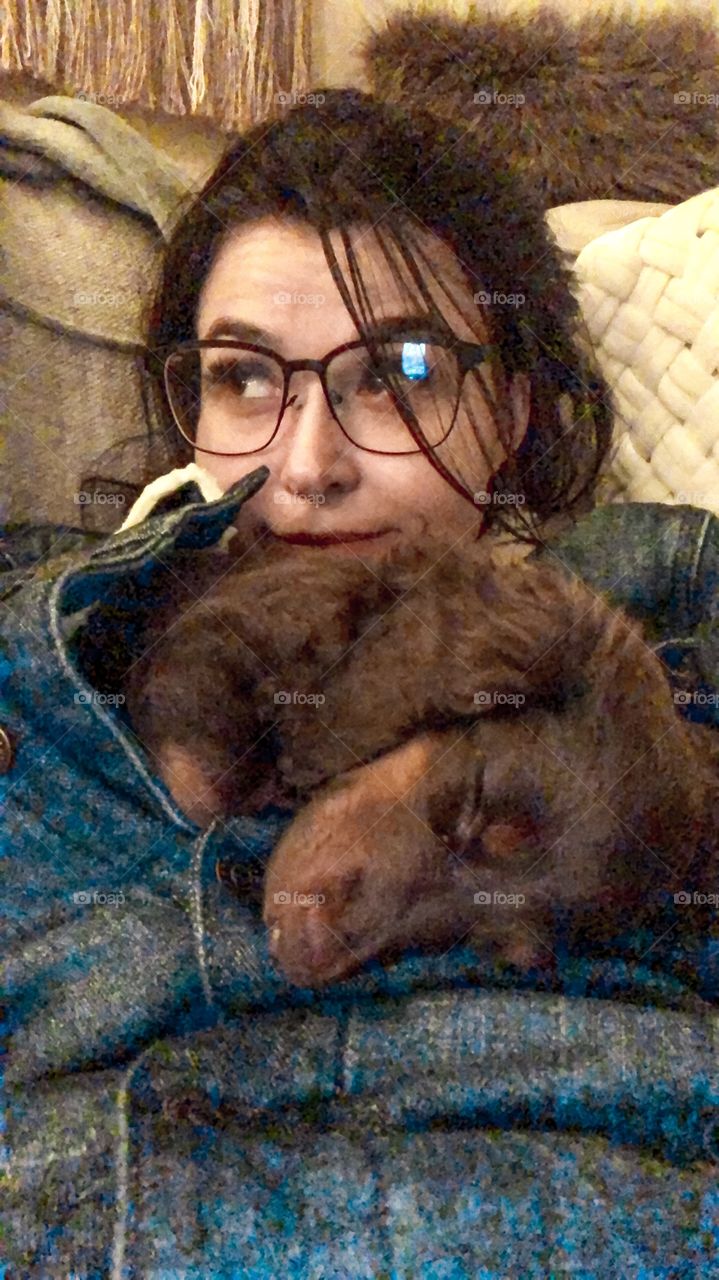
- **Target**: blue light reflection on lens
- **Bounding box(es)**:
[401,342,428,382]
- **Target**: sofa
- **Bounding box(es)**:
[1,90,718,539]
[3,66,719,1278]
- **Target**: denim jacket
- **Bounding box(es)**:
[3,468,719,1278]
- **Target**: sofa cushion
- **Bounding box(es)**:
[573,185,719,516]
[0,94,191,531]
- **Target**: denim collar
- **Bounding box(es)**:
[41,465,274,843]
[57,466,270,616]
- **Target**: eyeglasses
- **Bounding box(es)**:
[163,329,497,458]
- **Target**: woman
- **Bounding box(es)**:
[4,89,719,1277]
[131,86,611,552]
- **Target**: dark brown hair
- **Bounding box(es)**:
[105,88,615,542]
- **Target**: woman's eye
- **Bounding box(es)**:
[203,360,276,397]
[360,364,393,394]
[360,360,431,395]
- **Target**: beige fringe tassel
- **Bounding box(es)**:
[0,0,312,131]
[0,0,20,67]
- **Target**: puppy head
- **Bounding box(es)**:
[262,728,559,987]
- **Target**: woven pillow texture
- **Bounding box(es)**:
[574,185,719,517]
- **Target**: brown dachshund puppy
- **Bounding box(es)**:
[263,715,718,987]
[121,533,719,986]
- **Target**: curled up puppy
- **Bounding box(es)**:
[119,533,719,988]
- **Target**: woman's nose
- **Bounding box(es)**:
[282,367,340,426]
[276,373,355,471]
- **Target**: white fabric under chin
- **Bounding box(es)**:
[117,462,225,531]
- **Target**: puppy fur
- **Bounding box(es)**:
[119,533,719,985]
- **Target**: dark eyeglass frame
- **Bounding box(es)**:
[162,329,498,458]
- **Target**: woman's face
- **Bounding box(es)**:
[194,217,530,559]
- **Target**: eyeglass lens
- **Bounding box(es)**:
[165,339,467,455]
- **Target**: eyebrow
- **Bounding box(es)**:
[201,313,452,347]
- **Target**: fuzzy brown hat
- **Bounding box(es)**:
[362,6,719,209]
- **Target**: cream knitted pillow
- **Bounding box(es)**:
[572,186,719,517]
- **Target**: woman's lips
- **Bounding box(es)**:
[271,529,395,547]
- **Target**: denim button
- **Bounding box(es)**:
[215,855,266,906]
[0,724,14,772]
